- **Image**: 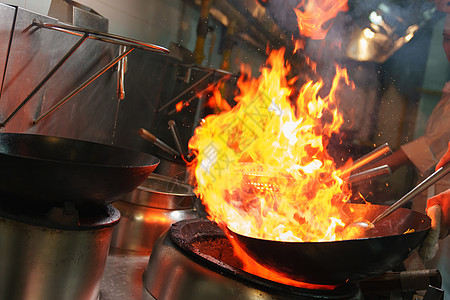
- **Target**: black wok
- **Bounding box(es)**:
[0,132,159,206]
[228,204,431,285]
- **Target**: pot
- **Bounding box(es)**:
[0,201,120,300]
[110,174,200,252]
[0,132,159,206]
[228,203,431,285]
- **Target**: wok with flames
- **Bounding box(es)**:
[227,203,431,285]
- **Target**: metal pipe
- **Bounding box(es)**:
[33,21,169,53]
[167,84,212,116]
[0,33,88,127]
[347,165,391,184]
[33,47,134,125]
[193,0,212,64]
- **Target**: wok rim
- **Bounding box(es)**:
[0,132,160,169]
[227,204,431,244]
[226,204,431,284]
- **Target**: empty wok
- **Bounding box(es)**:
[0,132,159,206]
[228,203,431,285]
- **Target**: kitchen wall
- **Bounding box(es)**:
[5,0,267,74]
[4,0,51,15]
[3,0,447,168]
[0,0,266,156]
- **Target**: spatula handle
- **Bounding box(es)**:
[372,160,450,225]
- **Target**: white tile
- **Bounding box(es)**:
[24,0,52,15]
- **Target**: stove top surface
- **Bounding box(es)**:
[99,219,442,300]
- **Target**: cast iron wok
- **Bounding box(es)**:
[0,132,159,206]
[228,203,431,285]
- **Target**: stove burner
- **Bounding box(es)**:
[143,218,362,300]
[0,196,120,300]
[0,197,120,229]
[170,219,360,298]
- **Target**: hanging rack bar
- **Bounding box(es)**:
[0,19,169,127]
[158,70,214,112]
[0,33,89,127]
[33,47,133,125]
[32,21,169,53]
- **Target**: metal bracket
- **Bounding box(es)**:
[158,65,232,114]
[0,20,169,127]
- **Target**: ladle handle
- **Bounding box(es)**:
[372,161,450,225]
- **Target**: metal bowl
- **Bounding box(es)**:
[121,174,196,209]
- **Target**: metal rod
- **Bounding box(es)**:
[0,9,17,103]
[167,83,212,116]
[372,161,450,225]
[117,45,127,100]
[158,70,213,112]
[33,47,133,125]
[168,120,186,158]
[0,33,88,127]
[33,21,169,54]
[347,165,391,184]
[138,128,179,157]
[341,143,392,178]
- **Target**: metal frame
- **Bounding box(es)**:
[157,65,232,114]
[0,20,169,127]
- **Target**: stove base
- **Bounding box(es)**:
[0,202,120,300]
[143,230,362,300]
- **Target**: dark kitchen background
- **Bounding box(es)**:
[0,0,449,299]
[2,0,447,202]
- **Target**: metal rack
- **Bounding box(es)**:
[0,20,169,127]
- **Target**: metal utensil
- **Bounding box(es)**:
[347,160,450,236]
[341,143,392,178]
[373,160,450,224]
[138,128,180,157]
[168,120,187,158]
[347,165,391,184]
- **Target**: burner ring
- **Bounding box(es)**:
[168,218,361,300]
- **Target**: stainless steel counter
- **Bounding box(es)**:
[99,248,156,300]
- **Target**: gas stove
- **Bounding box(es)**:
[0,198,120,300]
[99,218,443,300]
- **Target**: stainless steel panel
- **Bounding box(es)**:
[48,0,109,32]
[110,199,199,253]
[0,6,119,144]
[0,5,198,153]
[99,249,155,300]
[0,213,120,300]
[0,7,59,132]
[0,4,15,96]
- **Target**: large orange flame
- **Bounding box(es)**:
[187,0,363,287]
[294,0,348,40]
[189,48,355,243]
